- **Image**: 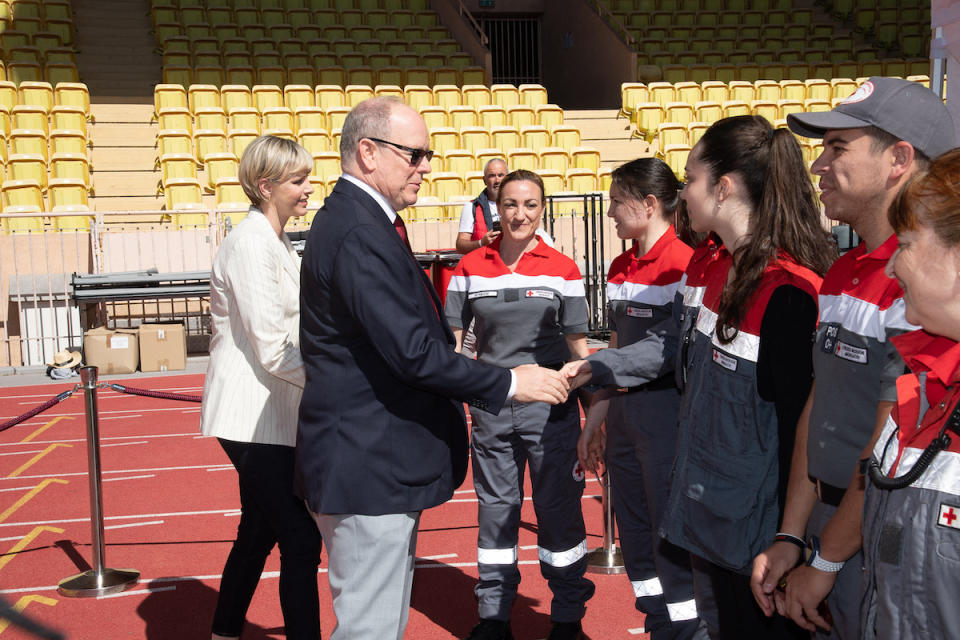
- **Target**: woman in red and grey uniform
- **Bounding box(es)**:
[862,149,960,640]
[445,170,595,640]
[658,116,837,639]
[577,158,703,639]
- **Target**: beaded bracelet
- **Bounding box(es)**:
[774,532,805,550]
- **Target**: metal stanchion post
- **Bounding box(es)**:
[59,366,140,598]
[586,471,624,574]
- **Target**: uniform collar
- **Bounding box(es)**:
[854,233,898,262]
[892,329,960,386]
[632,225,678,263]
[486,236,550,259]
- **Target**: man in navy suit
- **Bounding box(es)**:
[296,97,571,640]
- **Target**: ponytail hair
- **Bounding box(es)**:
[696,115,836,342]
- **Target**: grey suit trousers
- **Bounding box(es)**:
[312,511,420,640]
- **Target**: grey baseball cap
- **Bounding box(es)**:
[787,76,957,159]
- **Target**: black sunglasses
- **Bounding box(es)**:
[367,137,435,165]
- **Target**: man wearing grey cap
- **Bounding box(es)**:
[749,76,957,638]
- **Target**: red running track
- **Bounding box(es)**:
[0,374,646,639]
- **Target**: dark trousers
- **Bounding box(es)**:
[212,438,322,639]
[690,554,808,640]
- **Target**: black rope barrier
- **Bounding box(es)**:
[103,383,202,403]
[0,387,78,433]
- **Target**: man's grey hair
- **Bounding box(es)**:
[340,96,403,159]
[483,158,507,174]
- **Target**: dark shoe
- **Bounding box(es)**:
[547,620,584,640]
[464,618,514,640]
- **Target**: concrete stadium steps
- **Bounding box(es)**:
[565,109,652,169]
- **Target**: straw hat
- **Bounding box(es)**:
[47,349,82,369]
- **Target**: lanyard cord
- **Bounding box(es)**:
[867,391,960,491]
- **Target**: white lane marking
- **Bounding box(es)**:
[101,441,149,448]
[102,474,156,482]
[519,545,538,550]
[0,507,245,528]
[0,433,205,448]
[449,495,601,503]
[0,485,42,493]
[628,628,646,635]
[419,554,457,560]
[104,520,164,530]
[0,462,234,483]
[0,449,46,456]
[98,586,176,599]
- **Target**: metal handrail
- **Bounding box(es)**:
[588,0,636,48]
[453,0,489,47]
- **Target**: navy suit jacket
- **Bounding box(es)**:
[296,177,512,515]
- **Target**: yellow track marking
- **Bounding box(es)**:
[0,478,69,523]
[8,444,73,478]
[0,594,58,635]
[0,525,65,573]
[20,416,72,443]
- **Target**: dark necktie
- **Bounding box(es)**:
[393,214,411,251]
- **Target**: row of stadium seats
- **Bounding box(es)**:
[149,0,433,12]
[154,22,452,46]
[0,0,72,22]
[161,64,486,91]
[1,176,89,226]
[642,58,930,84]
[609,0,795,10]
[653,121,824,160]
[155,83,553,116]
[152,8,443,32]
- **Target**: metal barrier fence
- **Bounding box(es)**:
[0,198,621,368]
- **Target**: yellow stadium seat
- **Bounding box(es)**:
[419,105,447,130]
[539,147,570,174]
[462,85,492,109]
[695,100,722,123]
[195,107,227,134]
[54,83,91,117]
[754,80,781,101]
[461,67,486,86]
[802,98,831,113]
[507,147,538,171]
[490,84,519,108]
[216,177,249,222]
[294,106,325,132]
[9,129,47,162]
[778,99,803,119]
[253,85,284,113]
[433,85,462,109]
[664,143,691,178]
[507,104,535,129]
[19,81,53,113]
[648,82,676,107]
[160,153,198,186]
[675,82,702,105]
[430,127,460,156]
[157,128,193,157]
[479,105,507,129]
[50,152,90,186]
[325,106,351,131]
[314,85,346,110]
[804,79,832,102]
[228,107,260,134]
[521,125,550,149]
[298,128,331,155]
[779,80,805,102]
[460,127,490,154]
[49,178,91,229]
[665,102,695,125]
[312,151,341,184]
[728,81,756,102]
[566,168,598,194]
[12,104,47,135]
[830,78,858,100]
[51,105,87,133]
[2,179,44,220]
[551,125,581,149]
[633,102,665,141]
[519,84,548,107]
[49,129,87,156]
[431,172,466,201]
[188,84,221,114]
[404,67,432,86]
[441,149,473,175]
[751,100,779,122]
[688,121,709,145]
[228,129,258,159]
[404,85,433,110]
[203,152,239,193]
[281,84,314,111]
[475,148,506,171]
[374,84,405,100]
[448,105,478,130]
[464,170,484,194]
[262,106,294,133]
[540,170,564,196]
[571,147,601,172]
[8,153,45,188]
[157,106,192,133]
[194,129,227,162]
[722,100,751,117]
[657,123,689,150]
[701,81,728,103]
[221,85,253,114]
[619,82,648,120]
[490,126,520,152]
[535,104,564,129]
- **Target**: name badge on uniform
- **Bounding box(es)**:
[525,289,554,300]
[821,325,839,353]
[712,349,737,372]
[626,306,653,318]
[468,290,497,300]
[938,503,960,530]
[834,341,868,364]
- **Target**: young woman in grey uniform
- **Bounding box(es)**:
[445,170,595,640]
[577,158,703,640]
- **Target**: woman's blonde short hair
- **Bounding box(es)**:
[238,135,313,207]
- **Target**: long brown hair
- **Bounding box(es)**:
[695,116,836,342]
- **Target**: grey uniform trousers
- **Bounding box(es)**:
[470,395,595,623]
[606,387,704,640]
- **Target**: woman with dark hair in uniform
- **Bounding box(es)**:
[445,170,595,640]
[576,157,704,640]
[656,115,837,639]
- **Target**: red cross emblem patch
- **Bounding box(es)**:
[938,504,960,530]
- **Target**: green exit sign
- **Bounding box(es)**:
[479,0,494,6]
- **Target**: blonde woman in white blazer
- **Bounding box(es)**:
[201,136,322,640]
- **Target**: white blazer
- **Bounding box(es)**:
[200,208,305,446]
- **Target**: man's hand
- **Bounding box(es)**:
[512,364,569,404]
[750,542,802,616]
[577,421,606,473]
[561,360,592,391]
[782,564,837,632]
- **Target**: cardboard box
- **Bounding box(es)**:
[83,327,139,374]
[139,322,186,372]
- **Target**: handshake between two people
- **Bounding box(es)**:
[509,359,593,405]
